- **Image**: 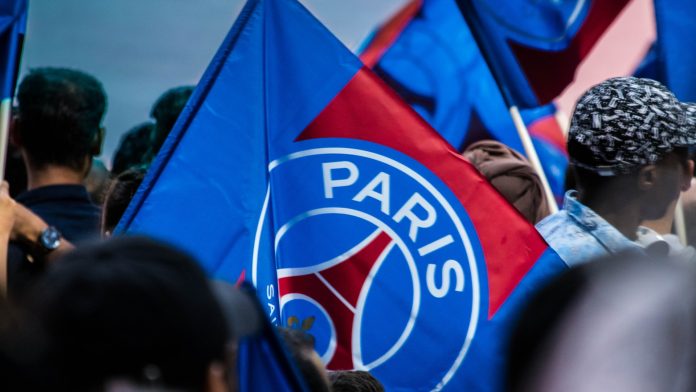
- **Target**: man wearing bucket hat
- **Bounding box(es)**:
[537,77,696,266]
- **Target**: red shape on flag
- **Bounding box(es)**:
[298,67,547,318]
[528,115,568,157]
[509,0,631,104]
[278,231,394,369]
[360,0,422,68]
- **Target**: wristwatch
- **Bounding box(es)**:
[39,226,62,252]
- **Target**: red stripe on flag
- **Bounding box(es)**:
[298,67,548,318]
[528,115,568,156]
[360,0,423,68]
[510,0,631,104]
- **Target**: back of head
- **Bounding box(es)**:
[463,140,550,224]
[101,167,147,235]
[506,261,594,391]
[16,67,106,171]
[568,77,693,176]
[567,77,695,216]
[111,122,155,175]
[29,236,228,391]
[509,254,696,391]
[329,371,385,392]
[150,86,194,154]
[0,296,47,391]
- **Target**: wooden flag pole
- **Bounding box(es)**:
[456,0,560,215]
[509,106,559,213]
[0,97,11,296]
[0,98,12,179]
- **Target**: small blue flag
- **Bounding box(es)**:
[653,0,696,101]
[456,0,630,108]
[360,0,568,197]
[0,0,26,100]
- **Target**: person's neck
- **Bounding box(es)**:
[26,165,85,190]
[581,195,642,241]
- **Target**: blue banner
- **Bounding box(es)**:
[118,0,567,390]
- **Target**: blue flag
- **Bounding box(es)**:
[236,283,309,392]
[360,0,568,197]
[456,0,630,108]
[119,0,567,390]
[654,0,696,101]
[0,0,26,100]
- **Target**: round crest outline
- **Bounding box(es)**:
[253,146,482,390]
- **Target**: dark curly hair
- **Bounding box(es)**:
[150,85,194,155]
[16,67,106,171]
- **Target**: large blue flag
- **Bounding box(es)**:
[118,0,567,390]
[456,0,630,108]
[360,0,568,197]
[653,0,696,101]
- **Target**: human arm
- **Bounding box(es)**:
[11,202,74,261]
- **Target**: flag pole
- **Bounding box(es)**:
[0,4,28,296]
[456,0,559,213]
[0,97,12,180]
[509,106,559,213]
[0,98,9,296]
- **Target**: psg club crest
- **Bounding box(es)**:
[253,138,488,390]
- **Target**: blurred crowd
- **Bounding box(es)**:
[3,67,696,391]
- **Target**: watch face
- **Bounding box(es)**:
[40,227,62,250]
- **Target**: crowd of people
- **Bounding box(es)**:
[1,66,696,391]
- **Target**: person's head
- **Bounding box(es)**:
[14,67,106,177]
[0,294,47,391]
[101,167,147,236]
[112,122,155,175]
[277,328,331,392]
[329,371,385,392]
[150,86,194,154]
[507,253,696,392]
[506,260,595,391]
[568,77,695,221]
[463,140,551,224]
[28,236,230,391]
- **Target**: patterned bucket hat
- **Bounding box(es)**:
[568,77,696,176]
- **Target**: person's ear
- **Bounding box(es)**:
[91,126,105,156]
[638,165,658,191]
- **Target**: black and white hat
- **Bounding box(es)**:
[568,77,696,176]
